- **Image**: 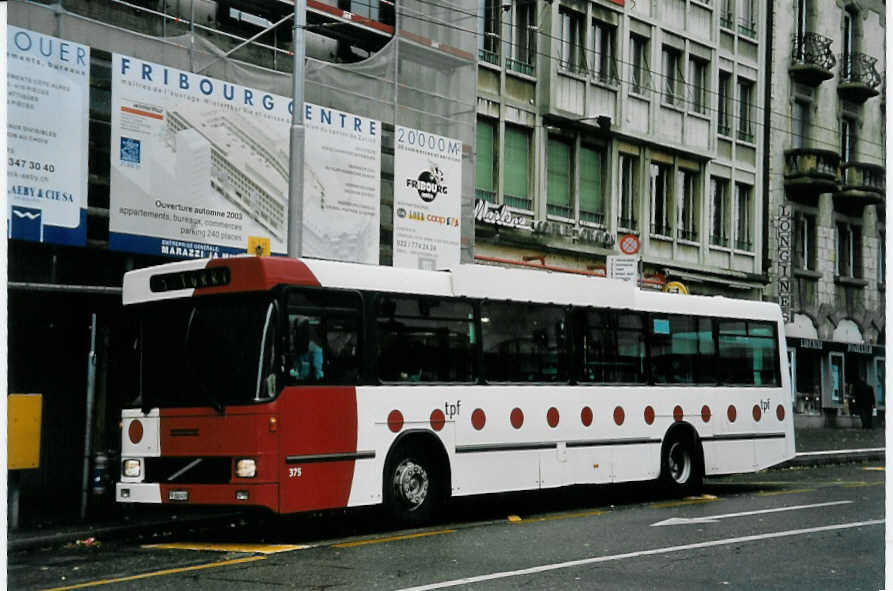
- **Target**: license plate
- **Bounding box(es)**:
[169,490,189,502]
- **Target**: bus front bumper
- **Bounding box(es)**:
[116,482,279,512]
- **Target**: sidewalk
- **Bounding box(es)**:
[8,427,885,553]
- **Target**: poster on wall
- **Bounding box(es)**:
[300,103,381,265]
[7,26,90,245]
[109,54,381,262]
[392,126,462,270]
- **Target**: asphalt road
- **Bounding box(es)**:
[10,463,884,591]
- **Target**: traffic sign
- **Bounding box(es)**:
[618,234,640,255]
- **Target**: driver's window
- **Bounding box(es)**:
[286,289,362,385]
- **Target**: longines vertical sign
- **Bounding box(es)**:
[776,204,793,323]
[109,54,381,262]
[393,126,462,269]
[7,26,89,245]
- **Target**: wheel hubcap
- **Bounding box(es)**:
[393,458,429,510]
[668,442,692,484]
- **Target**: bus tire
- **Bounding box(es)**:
[660,431,703,495]
[384,447,442,527]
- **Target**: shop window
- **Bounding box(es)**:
[504,124,532,210]
[475,118,497,203]
[650,162,673,237]
[710,177,730,247]
[618,154,639,230]
[547,137,573,217]
[579,145,605,224]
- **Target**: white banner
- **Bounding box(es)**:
[301,103,381,264]
[7,26,89,245]
[393,126,462,270]
[109,54,381,262]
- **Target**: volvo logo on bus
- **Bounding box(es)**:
[407,167,447,203]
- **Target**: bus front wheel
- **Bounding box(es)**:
[660,432,703,495]
[384,449,442,526]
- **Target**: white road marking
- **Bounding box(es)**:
[651,500,853,527]
[394,520,884,591]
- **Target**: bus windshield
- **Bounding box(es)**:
[136,293,278,411]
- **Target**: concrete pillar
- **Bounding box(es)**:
[815,193,836,309]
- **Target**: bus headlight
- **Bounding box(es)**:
[235,458,257,478]
[122,459,142,478]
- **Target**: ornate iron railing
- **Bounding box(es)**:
[791,32,836,71]
[839,52,882,88]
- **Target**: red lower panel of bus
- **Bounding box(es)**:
[277,386,358,514]
[159,483,279,512]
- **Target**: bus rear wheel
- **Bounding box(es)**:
[660,432,702,495]
[384,449,442,526]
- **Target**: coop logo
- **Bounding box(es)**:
[406,167,448,203]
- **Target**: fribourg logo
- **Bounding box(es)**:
[406,166,447,203]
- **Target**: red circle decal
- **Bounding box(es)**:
[430,409,445,431]
[701,405,711,423]
[776,404,785,422]
[387,410,404,433]
[547,407,560,428]
[510,407,524,429]
[753,405,762,422]
[472,408,486,430]
[644,406,655,425]
[619,233,641,255]
[614,406,625,425]
[728,405,737,423]
[673,405,683,422]
[581,406,593,427]
[128,420,144,444]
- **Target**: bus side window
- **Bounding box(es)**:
[482,302,568,383]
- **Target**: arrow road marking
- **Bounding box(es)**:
[650,500,853,527]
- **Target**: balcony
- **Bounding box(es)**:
[838,52,882,103]
[783,148,841,198]
[837,162,885,205]
[789,33,836,86]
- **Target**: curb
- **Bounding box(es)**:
[9,511,245,553]
[777,448,886,469]
[10,449,885,552]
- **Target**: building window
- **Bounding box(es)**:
[795,0,808,46]
[505,0,536,75]
[475,118,497,203]
[794,212,817,271]
[688,57,707,114]
[547,137,572,218]
[677,169,699,242]
[717,71,731,136]
[710,177,730,247]
[590,20,617,84]
[792,100,809,149]
[734,183,753,251]
[619,154,638,230]
[650,162,673,237]
[504,124,532,210]
[738,0,756,38]
[629,34,650,94]
[720,0,734,29]
[836,222,863,278]
[840,117,856,163]
[842,9,855,75]
[737,78,754,143]
[479,0,500,65]
[662,46,683,106]
[579,146,605,224]
[559,9,585,74]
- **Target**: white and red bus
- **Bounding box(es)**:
[117,256,794,524]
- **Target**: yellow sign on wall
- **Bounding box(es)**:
[663,281,689,295]
[8,394,42,470]
[248,236,271,256]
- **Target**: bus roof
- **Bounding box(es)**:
[123,256,782,322]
